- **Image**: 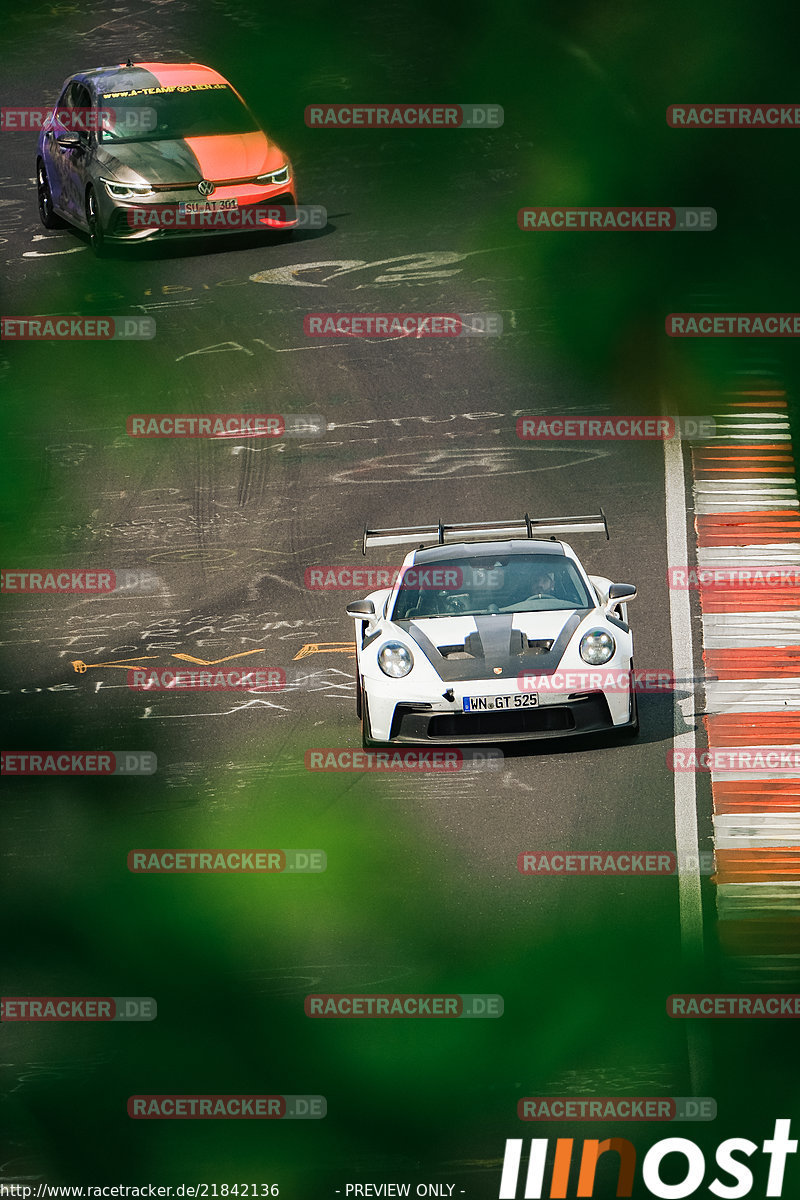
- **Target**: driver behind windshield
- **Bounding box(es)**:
[391,555,587,619]
[499,562,568,611]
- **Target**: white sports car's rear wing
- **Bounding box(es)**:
[362,511,609,554]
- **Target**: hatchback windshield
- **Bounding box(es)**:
[98,84,259,143]
[391,554,594,619]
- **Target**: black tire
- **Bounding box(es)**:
[85,186,106,257]
[619,683,640,738]
[360,686,375,749]
[354,663,362,718]
[36,160,63,228]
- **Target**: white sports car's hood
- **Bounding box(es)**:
[396,608,596,682]
[407,610,583,643]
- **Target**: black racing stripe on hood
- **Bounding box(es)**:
[472,614,515,664]
[98,138,205,184]
[96,68,207,186]
[401,610,591,682]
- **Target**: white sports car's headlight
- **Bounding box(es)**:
[378,641,414,678]
[101,177,155,200]
[580,629,616,665]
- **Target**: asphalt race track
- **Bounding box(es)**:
[2,1,799,1196]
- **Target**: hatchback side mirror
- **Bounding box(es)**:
[56,132,82,148]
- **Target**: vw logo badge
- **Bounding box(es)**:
[197,179,215,196]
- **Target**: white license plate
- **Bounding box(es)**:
[463,693,539,712]
[179,199,239,214]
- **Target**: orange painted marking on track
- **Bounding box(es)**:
[694,452,795,459]
[696,510,800,546]
[693,453,794,459]
[716,849,800,884]
[705,712,800,747]
[293,642,357,660]
[693,465,795,475]
[172,649,266,666]
[692,450,795,472]
[695,388,800,961]
[713,779,800,813]
[699,588,800,613]
[705,647,800,678]
[723,390,787,397]
[71,656,159,673]
[726,398,788,406]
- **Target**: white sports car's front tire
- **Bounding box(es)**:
[618,684,639,737]
[360,685,375,748]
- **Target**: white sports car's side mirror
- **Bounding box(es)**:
[346,600,378,628]
[605,583,637,613]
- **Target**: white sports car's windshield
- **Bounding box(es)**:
[391,553,594,620]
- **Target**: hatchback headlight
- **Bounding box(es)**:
[580,629,616,665]
[256,164,290,185]
[378,642,413,678]
[101,177,155,200]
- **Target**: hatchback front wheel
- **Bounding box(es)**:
[85,186,106,257]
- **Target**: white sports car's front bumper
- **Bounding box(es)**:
[355,607,636,745]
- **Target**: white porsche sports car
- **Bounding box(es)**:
[346,513,638,746]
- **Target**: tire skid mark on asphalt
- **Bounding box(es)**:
[327,446,613,485]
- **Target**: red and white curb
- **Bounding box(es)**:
[690,382,800,979]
